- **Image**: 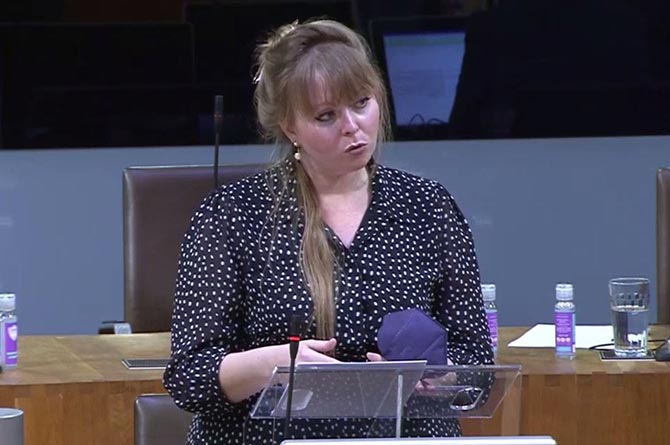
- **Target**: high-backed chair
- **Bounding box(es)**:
[658,168,670,324]
[134,394,192,445]
[123,164,264,332]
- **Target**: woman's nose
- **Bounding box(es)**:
[341,109,359,135]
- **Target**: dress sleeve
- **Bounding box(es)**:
[163,190,246,415]
[432,186,494,365]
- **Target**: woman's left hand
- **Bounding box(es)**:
[366,352,385,362]
[365,352,456,393]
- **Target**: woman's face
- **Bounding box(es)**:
[282,81,380,179]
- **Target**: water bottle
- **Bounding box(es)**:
[554,283,575,359]
[482,284,498,356]
[0,293,18,369]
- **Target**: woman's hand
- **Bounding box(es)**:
[295,338,339,364]
[219,338,339,403]
[366,352,385,362]
[365,352,456,393]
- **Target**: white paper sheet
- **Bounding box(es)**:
[508,323,614,349]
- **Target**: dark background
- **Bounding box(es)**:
[1,0,669,148]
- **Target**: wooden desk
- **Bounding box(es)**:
[2,328,670,445]
[0,334,168,445]
[496,326,670,445]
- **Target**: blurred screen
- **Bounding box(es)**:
[383,31,465,127]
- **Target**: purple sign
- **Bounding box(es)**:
[4,321,18,366]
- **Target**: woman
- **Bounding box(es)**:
[164,18,493,444]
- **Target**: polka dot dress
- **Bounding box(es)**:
[164,161,494,444]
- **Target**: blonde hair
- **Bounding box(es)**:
[254,19,391,339]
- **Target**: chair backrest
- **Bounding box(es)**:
[134,394,192,445]
[658,168,670,324]
[123,164,264,332]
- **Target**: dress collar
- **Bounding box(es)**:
[368,163,403,222]
[272,158,404,225]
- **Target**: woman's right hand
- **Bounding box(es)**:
[293,338,339,364]
[219,338,339,403]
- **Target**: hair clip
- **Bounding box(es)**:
[253,68,262,85]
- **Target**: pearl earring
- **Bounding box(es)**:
[292,141,301,161]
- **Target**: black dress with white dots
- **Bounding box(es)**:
[164,160,494,444]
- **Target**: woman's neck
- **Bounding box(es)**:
[303,165,370,198]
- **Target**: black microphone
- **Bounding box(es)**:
[284,313,303,440]
[213,95,223,189]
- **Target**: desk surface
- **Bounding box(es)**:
[499,325,670,374]
[3,326,669,386]
[0,332,169,386]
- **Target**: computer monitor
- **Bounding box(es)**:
[370,16,467,141]
[283,436,556,444]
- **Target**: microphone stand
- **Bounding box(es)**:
[284,314,302,441]
[213,95,223,188]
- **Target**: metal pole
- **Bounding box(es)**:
[395,373,403,438]
[0,408,23,445]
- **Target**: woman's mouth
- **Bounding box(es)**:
[345,141,367,153]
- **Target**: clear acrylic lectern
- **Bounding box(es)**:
[251,361,522,439]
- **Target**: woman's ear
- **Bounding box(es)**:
[280,120,297,144]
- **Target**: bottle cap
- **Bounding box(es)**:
[0,293,16,311]
[481,284,496,301]
[555,283,574,301]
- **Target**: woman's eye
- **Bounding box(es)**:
[354,97,370,108]
[315,111,334,122]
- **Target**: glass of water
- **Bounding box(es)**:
[609,277,650,357]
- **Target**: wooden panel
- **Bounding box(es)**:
[0,334,170,445]
[4,381,166,445]
[461,372,521,436]
[499,326,670,445]
[3,329,670,444]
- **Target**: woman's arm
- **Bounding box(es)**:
[163,191,247,414]
[219,338,337,403]
[164,191,339,413]
[433,187,494,365]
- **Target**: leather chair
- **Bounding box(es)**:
[134,394,192,445]
[123,164,264,332]
[658,168,670,324]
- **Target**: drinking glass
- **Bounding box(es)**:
[609,277,650,357]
